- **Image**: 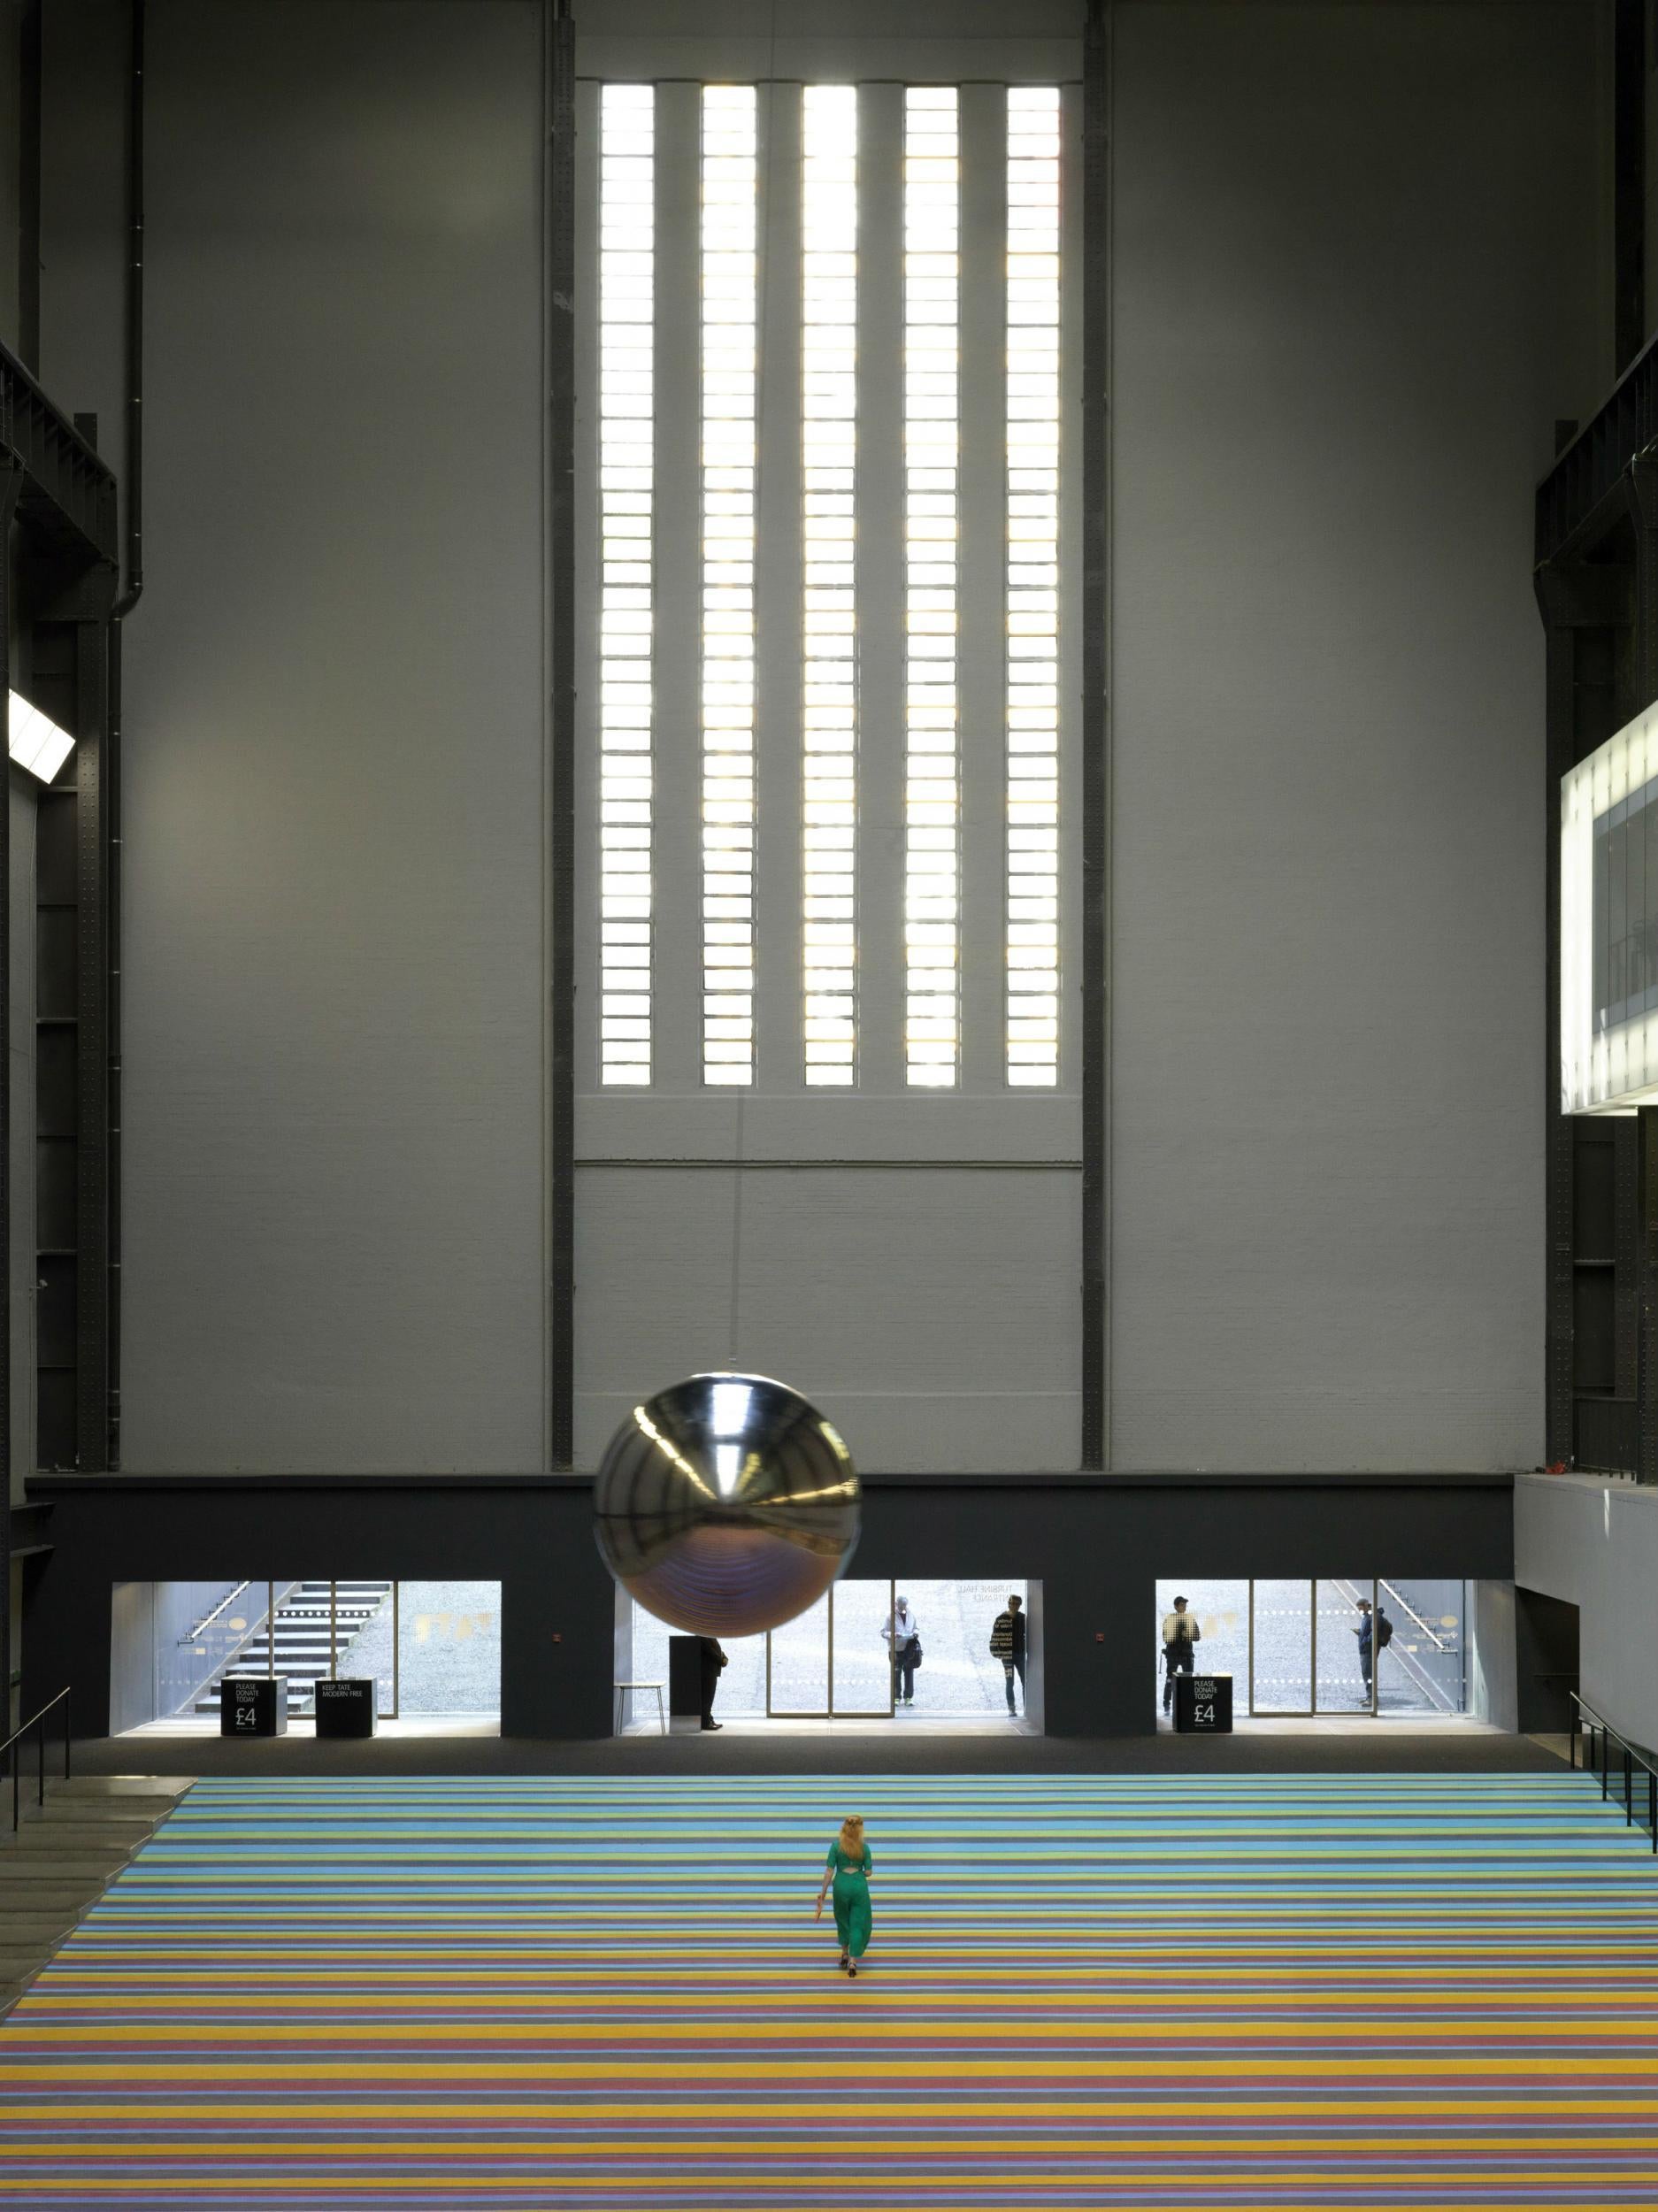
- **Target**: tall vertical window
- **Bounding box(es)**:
[701,86,758,1086]
[598,85,656,1085]
[801,87,858,1086]
[902,88,961,1088]
[1005,88,1061,1087]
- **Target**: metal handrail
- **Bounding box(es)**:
[1377,1576,1450,1655]
[1569,1691,1658,1854]
[177,1581,251,1646]
[1,1687,72,1833]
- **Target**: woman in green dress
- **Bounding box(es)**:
[815,1814,873,1976]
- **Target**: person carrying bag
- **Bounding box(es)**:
[1161,1595,1201,1717]
[881,1595,922,1706]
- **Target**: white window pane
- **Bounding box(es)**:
[902,87,961,1088]
[600,86,656,1086]
[702,87,757,1087]
[800,85,860,1086]
[1005,88,1062,1088]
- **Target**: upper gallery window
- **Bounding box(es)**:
[590,83,1070,1094]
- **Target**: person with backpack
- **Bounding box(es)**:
[1353,1595,1392,1706]
[1160,1595,1201,1716]
[988,1594,1026,1715]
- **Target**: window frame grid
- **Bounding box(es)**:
[701,84,759,1087]
[1005,86,1061,1088]
[597,83,656,1087]
[902,86,962,1088]
[801,85,859,1087]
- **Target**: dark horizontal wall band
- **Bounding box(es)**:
[25,1474,1514,1741]
[27,1470,1517,1494]
[575,1158,1086,1171]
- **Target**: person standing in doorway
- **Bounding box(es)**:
[1161,1595,1201,1717]
[882,1595,920,1706]
[815,1814,874,1976]
[989,1594,1027,1715]
[1352,1597,1391,1707]
[698,1635,727,1732]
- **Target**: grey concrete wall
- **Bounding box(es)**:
[1109,1,1605,1471]
[570,21,1084,1476]
[1468,1579,1518,1733]
[42,2,549,1471]
[575,1167,1081,1471]
[27,1,1612,1484]
[1514,1471,1657,1747]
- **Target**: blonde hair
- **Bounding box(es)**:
[838,1816,864,1851]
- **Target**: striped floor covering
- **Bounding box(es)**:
[4,1771,1657,2208]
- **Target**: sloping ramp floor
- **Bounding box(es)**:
[3,1771,1655,2208]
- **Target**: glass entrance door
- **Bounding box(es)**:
[766,1593,830,1716]
[1315,1578,1378,1715]
[831,1581,898,1715]
[176,1579,504,1724]
[1159,1578,1470,1723]
[1247,1579,1314,1714]
[765,1581,894,1717]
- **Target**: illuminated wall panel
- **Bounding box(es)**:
[702,85,758,1086]
[598,84,655,1084]
[801,86,858,1086]
[903,88,961,1087]
[1005,88,1061,1087]
[1562,698,1658,1111]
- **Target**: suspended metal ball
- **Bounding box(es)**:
[594,1372,861,1638]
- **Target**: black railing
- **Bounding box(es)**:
[1569,1691,1658,1852]
[2,1687,72,1833]
[1536,324,1658,565]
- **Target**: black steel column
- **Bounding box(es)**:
[1539,599,1576,1468]
[547,1,576,1467]
[1615,0,1647,375]
[0,461,21,1720]
[1080,0,1109,1468]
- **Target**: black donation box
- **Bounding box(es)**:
[314,1678,378,1739]
[219,1676,288,1737]
[1173,1671,1233,1734]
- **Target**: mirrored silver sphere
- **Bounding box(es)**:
[593,1372,861,1637]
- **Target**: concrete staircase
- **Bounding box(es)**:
[192,1579,391,1716]
[0,1774,191,2015]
